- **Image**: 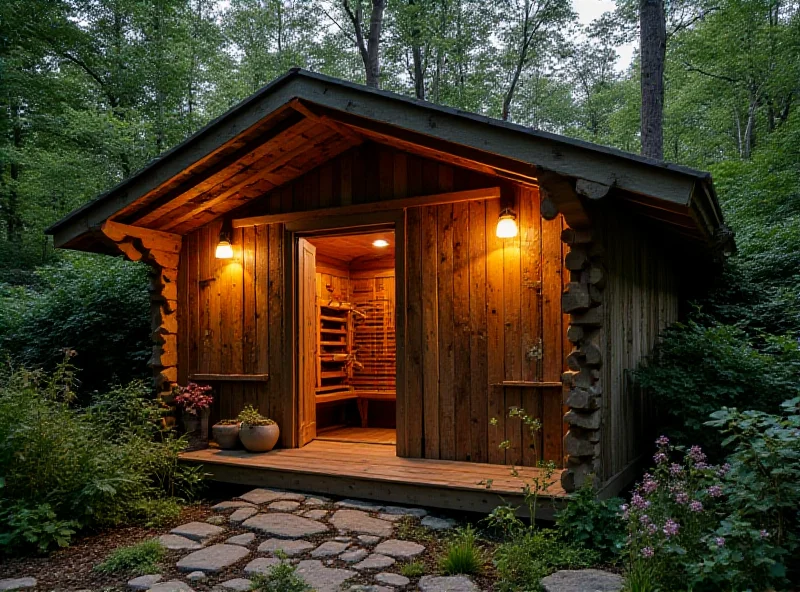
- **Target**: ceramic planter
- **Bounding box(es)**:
[212,422,241,449]
[239,423,280,452]
[182,408,210,451]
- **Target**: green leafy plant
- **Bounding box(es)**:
[237,404,276,426]
[439,525,483,575]
[94,540,164,575]
[397,516,434,541]
[400,560,426,578]
[250,554,311,592]
[494,529,595,592]
[216,419,240,425]
[0,501,79,554]
[556,480,625,561]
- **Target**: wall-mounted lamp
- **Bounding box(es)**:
[215,227,234,259]
[496,208,518,239]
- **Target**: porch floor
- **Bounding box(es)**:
[181,440,568,517]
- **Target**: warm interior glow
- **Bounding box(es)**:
[496,210,518,238]
[215,240,233,259]
[372,239,390,248]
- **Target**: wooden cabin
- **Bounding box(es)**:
[47,69,732,514]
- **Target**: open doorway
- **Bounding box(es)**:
[297,230,397,447]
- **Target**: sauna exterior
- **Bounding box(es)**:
[46,69,731,498]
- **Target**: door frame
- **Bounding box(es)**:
[284,210,406,452]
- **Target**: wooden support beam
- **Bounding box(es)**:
[233,187,502,228]
[576,179,611,200]
[538,171,591,229]
[288,99,364,143]
[102,220,182,253]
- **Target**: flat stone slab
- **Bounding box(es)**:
[186,572,206,582]
[349,586,393,592]
[243,513,328,538]
[353,553,395,571]
[339,549,369,563]
[171,521,225,543]
[418,575,479,592]
[541,569,624,592]
[304,496,330,507]
[303,509,327,520]
[206,515,226,526]
[229,507,257,524]
[258,538,315,556]
[128,575,162,590]
[377,513,405,522]
[331,510,393,537]
[358,535,381,546]
[218,579,252,591]
[147,582,195,592]
[421,516,456,530]
[238,488,305,505]
[244,557,281,575]
[335,499,385,511]
[176,544,250,573]
[381,506,427,518]
[0,580,36,592]
[225,533,256,546]
[311,541,350,557]
[376,572,411,586]
[212,501,256,511]
[269,500,301,512]
[296,560,357,592]
[374,539,425,559]
[157,534,202,550]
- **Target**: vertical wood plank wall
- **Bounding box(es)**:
[599,210,680,482]
[179,141,567,466]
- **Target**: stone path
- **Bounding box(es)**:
[119,487,470,591]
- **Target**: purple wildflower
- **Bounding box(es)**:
[696,461,709,470]
[707,485,723,498]
[631,493,649,509]
[688,445,706,464]
[715,537,725,548]
[760,530,770,539]
[642,474,658,494]
[639,514,651,525]
[669,463,683,476]
[647,523,658,535]
[663,519,680,538]
[656,435,670,447]
[641,546,655,558]
[718,463,732,477]
[689,500,703,513]
[654,452,668,464]
[675,492,689,505]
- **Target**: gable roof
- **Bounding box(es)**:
[46,68,728,252]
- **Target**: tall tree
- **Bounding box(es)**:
[640,0,666,159]
[341,0,388,87]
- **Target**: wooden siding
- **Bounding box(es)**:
[598,209,680,483]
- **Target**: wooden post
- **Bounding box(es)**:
[101,221,182,425]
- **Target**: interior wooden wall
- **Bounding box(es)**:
[404,185,567,466]
[598,209,680,483]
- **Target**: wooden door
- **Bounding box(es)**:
[298,238,317,446]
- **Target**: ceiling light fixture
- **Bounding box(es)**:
[373,239,390,248]
[496,208,518,239]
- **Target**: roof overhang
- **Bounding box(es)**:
[46,68,731,256]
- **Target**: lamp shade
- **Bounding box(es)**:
[496,209,518,238]
[215,240,233,259]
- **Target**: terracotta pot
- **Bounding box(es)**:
[182,408,210,451]
[239,423,280,452]
[212,422,241,449]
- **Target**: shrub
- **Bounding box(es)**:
[622,434,793,591]
[439,526,483,575]
[556,481,625,562]
[0,254,150,396]
[400,561,426,578]
[494,529,595,592]
[94,540,164,575]
[0,360,204,554]
[250,556,311,592]
[238,404,275,426]
[634,320,800,457]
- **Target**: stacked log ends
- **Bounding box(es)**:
[560,227,605,492]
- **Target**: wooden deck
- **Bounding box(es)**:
[316,427,397,445]
[181,441,568,518]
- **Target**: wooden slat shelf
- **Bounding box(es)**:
[492,381,562,388]
[190,373,269,382]
[320,315,348,323]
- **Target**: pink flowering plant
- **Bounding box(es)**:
[173,382,213,415]
[623,432,792,591]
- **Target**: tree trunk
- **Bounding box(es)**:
[365,0,387,88]
[412,44,425,99]
[639,0,666,160]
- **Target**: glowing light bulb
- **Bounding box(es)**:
[373,239,390,248]
[496,209,518,238]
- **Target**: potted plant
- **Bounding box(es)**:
[173,382,213,450]
[237,404,279,452]
[212,419,241,449]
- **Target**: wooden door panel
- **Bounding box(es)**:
[298,238,317,445]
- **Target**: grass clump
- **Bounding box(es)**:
[400,560,426,578]
[94,540,164,576]
[250,554,311,592]
[439,525,484,576]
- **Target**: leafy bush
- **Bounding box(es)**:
[623,433,794,591]
[94,540,164,575]
[238,403,275,426]
[0,360,204,554]
[439,526,483,575]
[400,561,426,578]
[556,481,625,562]
[250,556,311,592]
[634,320,800,457]
[0,254,150,395]
[494,529,595,592]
